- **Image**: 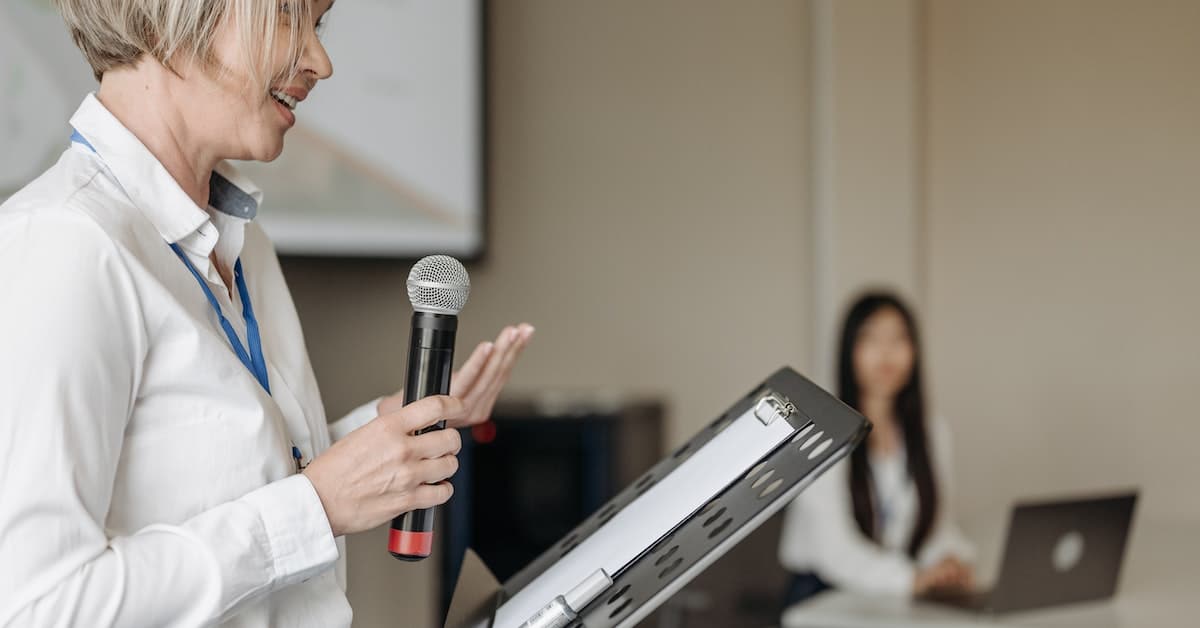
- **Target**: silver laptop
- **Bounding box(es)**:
[927,491,1138,614]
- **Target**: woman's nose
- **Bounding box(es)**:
[303,31,334,80]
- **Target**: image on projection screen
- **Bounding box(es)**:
[1,0,485,258]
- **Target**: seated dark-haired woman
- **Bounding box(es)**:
[778,292,975,606]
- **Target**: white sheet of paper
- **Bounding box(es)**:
[492,406,798,628]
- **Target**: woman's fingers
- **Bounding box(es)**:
[468,326,521,394]
[408,426,463,460]
[916,559,963,594]
[953,562,974,589]
[379,336,500,416]
[414,454,460,485]
[939,557,971,587]
[446,324,534,427]
[379,323,534,426]
[303,397,467,537]
[404,481,455,511]
[450,340,494,398]
[933,559,972,591]
[473,325,534,414]
[472,326,529,400]
[389,395,466,433]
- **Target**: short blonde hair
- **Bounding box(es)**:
[54,0,312,89]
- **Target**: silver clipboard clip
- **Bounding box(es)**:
[754,391,797,426]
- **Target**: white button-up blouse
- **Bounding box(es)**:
[778,416,976,596]
[0,94,378,627]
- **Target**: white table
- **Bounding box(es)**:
[782,521,1199,628]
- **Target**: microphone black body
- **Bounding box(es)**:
[388,311,457,561]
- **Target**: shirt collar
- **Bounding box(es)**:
[68,94,263,257]
[211,160,262,220]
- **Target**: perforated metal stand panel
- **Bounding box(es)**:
[497,368,870,628]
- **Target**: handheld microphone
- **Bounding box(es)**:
[389,255,470,561]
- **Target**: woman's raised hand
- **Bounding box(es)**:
[378,323,535,428]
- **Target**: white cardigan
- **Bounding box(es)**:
[778,416,975,596]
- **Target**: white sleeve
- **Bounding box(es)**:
[0,211,338,627]
[916,417,977,567]
[328,397,382,442]
[778,463,915,596]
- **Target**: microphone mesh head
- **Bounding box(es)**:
[407,255,470,315]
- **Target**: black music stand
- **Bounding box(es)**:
[444,367,870,628]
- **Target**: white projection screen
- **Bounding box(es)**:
[1,0,486,258]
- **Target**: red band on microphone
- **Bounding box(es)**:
[388,529,434,557]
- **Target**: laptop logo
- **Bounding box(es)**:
[1052,530,1085,573]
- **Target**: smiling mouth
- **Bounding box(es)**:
[270,90,298,111]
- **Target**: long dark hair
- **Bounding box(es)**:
[838,292,938,557]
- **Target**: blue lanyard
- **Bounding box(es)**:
[72,129,269,394]
[168,244,271,395]
[70,129,93,150]
[70,129,304,470]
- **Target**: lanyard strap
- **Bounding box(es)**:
[70,128,299,469]
[169,244,271,395]
[70,129,95,152]
[70,129,271,396]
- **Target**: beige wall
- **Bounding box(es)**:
[923,0,1200,526]
[283,1,812,625]
[279,1,1200,625]
[809,0,924,388]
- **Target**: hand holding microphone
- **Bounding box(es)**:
[387,256,472,560]
[303,255,534,556]
[381,257,534,559]
[303,255,470,545]
[302,395,465,537]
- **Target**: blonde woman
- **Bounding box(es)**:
[0,1,532,625]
